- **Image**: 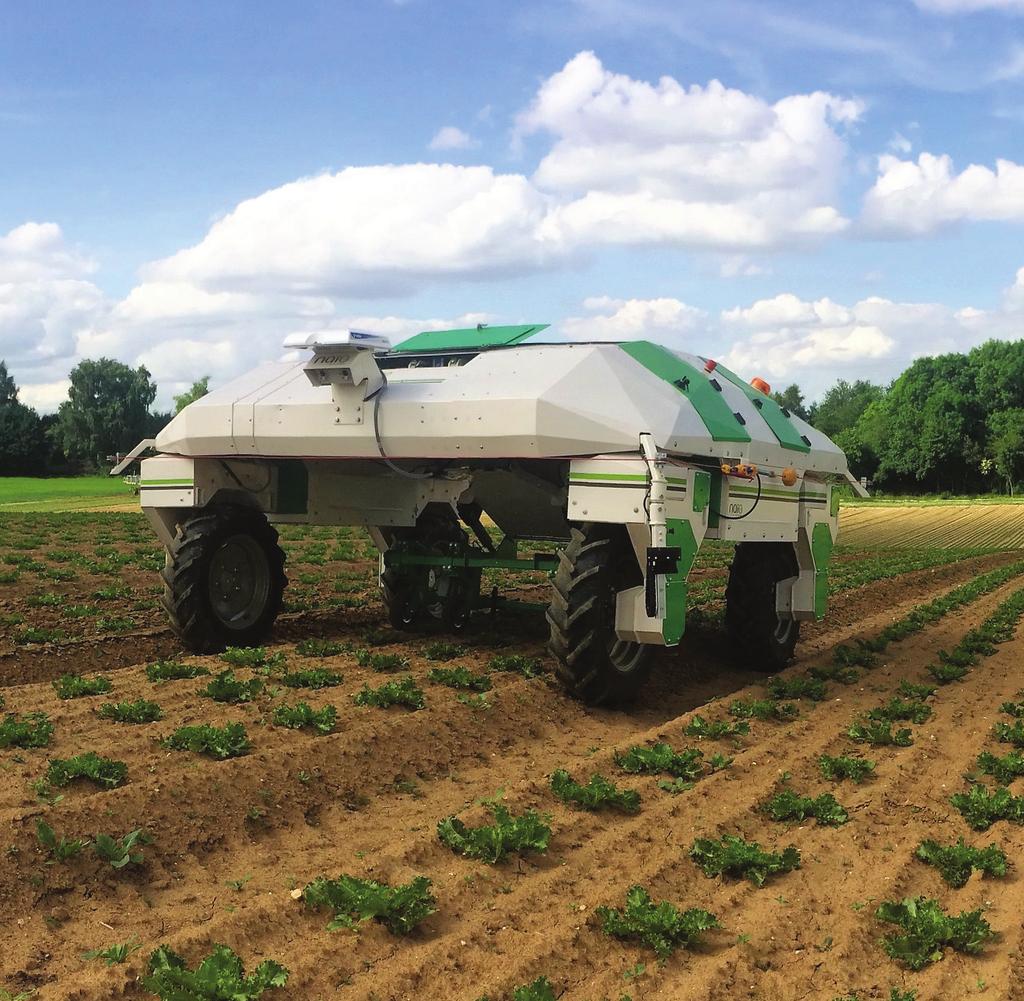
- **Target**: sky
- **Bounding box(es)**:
[2,0,1024,412]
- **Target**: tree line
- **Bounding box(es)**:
[3,339,1024,493]
[0,358,208,475]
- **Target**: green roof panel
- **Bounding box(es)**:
[392,324,549,353]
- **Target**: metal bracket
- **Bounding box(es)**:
[645,546,680,616]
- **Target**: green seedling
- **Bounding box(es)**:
[295,638,346,657]
[422,641,466,662]
[353,677,425,710]
[301,874,436,933]
[94,829,152,869]
[951,784,1024,830]
[897,680,936,700]
[683,715,749,740]
[36,819,88,862]
[200,670,263,704]
[929,661,968,684]
[0,712,52,748]
[272,702,337,735]
[915,837,1007,888]
[690,834,800,886]
[764,789,848,826]
[993,720,1024,747]
[977,750,1024,784]
[143,944,288,999]
[145,660,209,682]
[52,674,112,700]
[808,663,860,685]
[728,699,798,722]
[279,668,343,690]
[82,939,141,965]
[98,699,163,724]
[875,897,993,970]
[1000,700,1024,718]
[819,754,875,783]
[488,654,542,678]
[427,666,492,692]
[846,720,912,747]
[162,722,252,759]
[219,647,285,671]
[46,751,127,789]
[354,650,409,672]
[867,698,932,725]
[438,804,551,864]
[596,885,718,958]
[615,742,705,780]
[766,675,827,701]
[550,769,640,814]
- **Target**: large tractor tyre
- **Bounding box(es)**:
[547,523,651,706]
[160,506,287,653]
[725,542,800,671]
[381,566,421,632]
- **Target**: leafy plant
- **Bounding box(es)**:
[0,712,52,748]
[279,667,343,690]
[353,677,425,710]
[145,659,209,682]
[489,654,542,678]
[897,680,936,700]
[438,804,551,863]
[36,819,88,862]
[354,650,409,672]
[200,669,263,704]
[1001,700,1024,718]
[977,749,1024,784]
[94,829,152,869]
[427,666,492,692]
[808,663,860,685]
[764,789,848,826]
[82,939,141,965]
[423,641,466,662]
[950,783,1024,830]
[766,675,827,702]
[728,699,798,722]
[690,834,800,886]
[993,720,1024,747]
[875,897,993,970]
[162,722,252,759]
[301,874,436,933]
[98,699,163,724]
[596,885,718,958]
[52,673,112,699]
[819,754,875,783]
[550,769,640,814]
[683,715,749,740]
[272,702,337,735]
[143,944,289,999]
[296,638,346,657]
[929,661,968,684]
[219,646,285,671]
[46,751,127,789]
[915,837,1007,888]
[867,698,932,725]
[615,742,705,780]
[846,720,912,747]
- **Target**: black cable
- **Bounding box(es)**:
[711,472,762,521]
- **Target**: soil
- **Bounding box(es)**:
[0,530,1022,999]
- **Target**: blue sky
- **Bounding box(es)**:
[2,0,1023,409]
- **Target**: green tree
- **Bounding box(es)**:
[808,379,883,438]
[173,376,210,414]
[53,359,158,470]
[770,383,808,420]
[988,409,1024,495]
[0,362,46,475]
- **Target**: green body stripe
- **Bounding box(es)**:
[619,342,751,444]
[811,522,834,619]
[140,479,194,487]
[570,471,647,482]
[710,362,811,453]
[663,518,698,645]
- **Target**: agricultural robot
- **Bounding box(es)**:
[119,325,859,704]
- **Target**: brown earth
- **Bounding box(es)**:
[2,549,1024,1000]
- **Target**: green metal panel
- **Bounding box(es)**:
[392,324,549,353]
[811,521,834,619]
[710,362,811,454]
[691,471,711,514]
[619,342,751,444]
[276,460,308,515]
[663,518,699,645]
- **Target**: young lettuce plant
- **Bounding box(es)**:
[272,702,337,735]
[52,674,112,700]
[94,829,152,869]
[438,804,551,864]
[427,666,492,692]
[143,945,288,999]
[46,751,127,789]
[36,819,89,863]
[689,834,800,886]
[161,722,252,759]
[764,789,848,826]
[874,897,993,970]
[915,837,1007,888]
[0,712,53,748]
[596,885,718,958]
[301,874,436,933]
[353,677,425,710]
[683,715,749,740]
[97,699,163,724]
[614,743,705,780]
[950,784,1024,830]
[550,769,640,814]
[819,755,875,784]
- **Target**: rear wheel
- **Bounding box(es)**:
[160,506,286,652]
[725,542,800,671]
[547,523,651,706]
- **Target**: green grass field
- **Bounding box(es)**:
[0,476,135,512]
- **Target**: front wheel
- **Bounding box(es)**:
[546,523,651,706]
[160,506,286,652]
[724,542,800,671]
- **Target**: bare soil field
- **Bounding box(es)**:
[839,502,1024,549]
[2,511,1024,1000]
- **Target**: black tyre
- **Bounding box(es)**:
[160,506,286,653]
[546,523,651,706]
[724,542,800,671]
[381,566,421,631]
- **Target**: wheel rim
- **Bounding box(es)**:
[208,534,271,630]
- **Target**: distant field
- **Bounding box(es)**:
[0,476,134,512]
[840,502,1024,549]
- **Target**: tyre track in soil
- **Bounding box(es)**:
[3,565,1023,999]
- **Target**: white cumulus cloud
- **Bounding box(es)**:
[561,295,706,341]
[428,126,479,150]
